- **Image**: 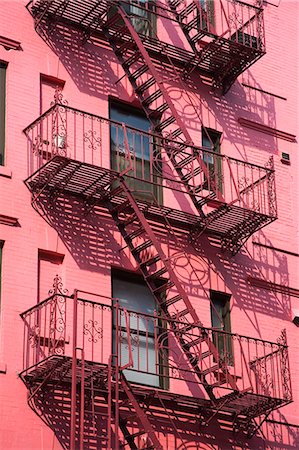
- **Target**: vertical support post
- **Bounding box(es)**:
[80,348,85,450]
[70,290,78,450]
[107,355,112,450]
[114,301,120,450]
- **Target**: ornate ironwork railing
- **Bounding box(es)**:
[24,103,277,218]
[20,291,292,404]
[27,0,265,52]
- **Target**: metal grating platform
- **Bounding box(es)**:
[27,0,265,92]
[25,156,275,246]
[20,355,286,423]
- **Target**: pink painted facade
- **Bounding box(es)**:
[0,1,298,449]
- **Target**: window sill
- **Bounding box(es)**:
[0,166,12,178]
[0,361,7,374]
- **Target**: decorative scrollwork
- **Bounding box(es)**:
[51,87,68,106]
[83,129,102,152]
[48,275,68,296]
[83,320,103,343]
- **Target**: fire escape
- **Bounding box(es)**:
[20,1,292,449]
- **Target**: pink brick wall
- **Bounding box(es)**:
[0,1,298,449]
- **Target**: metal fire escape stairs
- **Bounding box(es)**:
[97,3,225,221]
[168,0,264,93]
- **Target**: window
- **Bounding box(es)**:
[210,290,233,364]
[38,249,64,303]
[112,270,166,388]
[202,127,222,193]
[0,242,3,314]
[110,1,156,37]
[198,0,215,34]
[0,62,7,166]
[110,101,162,202]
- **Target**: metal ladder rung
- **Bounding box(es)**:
[122,51,141,68]
[129,64,149,81]
[156,115,176,132]
[143,89,163,106]
[181,166,203,182]
[160,294,181,307]
[202,364,220,376]
[140,254,161,267]
[153,280,175,294]
[146,266,168,280]
[132,240,153,254]
[136,77,156,94]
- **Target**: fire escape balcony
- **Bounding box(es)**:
[26,0,266,93]
[24,103,277,253]
[19,289,292,438]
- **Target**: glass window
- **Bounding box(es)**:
[210,290,233,365]
[112,271,165,388]
[202,127,222,193]
[0,62,7,166]
[110,101,162,202]
[110,1,156,37]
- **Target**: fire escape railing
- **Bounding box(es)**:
[26,0,265,92]
[20,292,292,406]
[24,103,277,219]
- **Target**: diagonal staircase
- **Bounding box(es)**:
[102,177,240,405]
[97,2,224,217]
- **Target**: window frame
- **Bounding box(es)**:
[210,289,233,365]
[0,61,8,166]
[109,100,163,204]
[111,269,168,389]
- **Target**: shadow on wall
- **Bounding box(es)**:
[28,379,270,450]
[41,22,128,104]
[39,20,278,163]
[32,190,291,324]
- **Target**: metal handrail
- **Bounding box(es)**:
[23,102,274,174]
[20,295,287,350]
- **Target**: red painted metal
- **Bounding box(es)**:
[70,290,78,450]
[120,374,163,450]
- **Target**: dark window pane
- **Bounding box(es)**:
[0,63,7,166]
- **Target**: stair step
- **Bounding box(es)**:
[180,2,197,18]
[132,240,153,254]
[211,378,227,388]
[111,200,132,214]
[140,254,161,267]
[171,308,189,320]
[116,39,136,55]
[113,25,130,40]
[129,64,149,81]
[153,280,175,294]
[191,31,206,44]
[109,186,124,197]
[160,294,181,307]
[143,89,163,107]
[184,16,199,32]
[169,0,184,8]
[202,364,220,376]
[181,166,203,182]
[103,13,121,29]
[178,323,194,333]
[174,153,196,169]
[136,77,156,94]
[182,336,205,350]
[122,51,141,69]
[120,213,137,227]
[148,102,169,119]
[156,115,176,132]
[129,430,148,439]
[170,127,183,139]
[146,267,168,280]
[125,227,145,240]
